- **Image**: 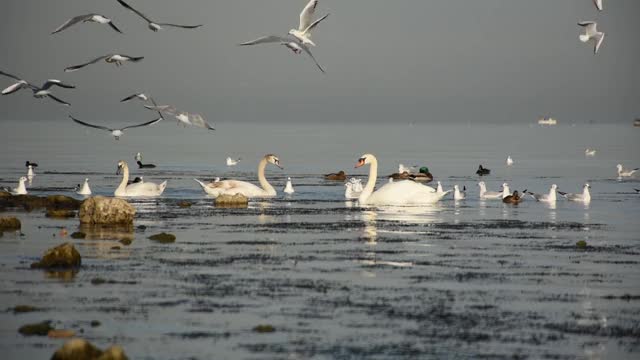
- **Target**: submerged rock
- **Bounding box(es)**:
[177,200,192,208]
[253,324,276,333]
[48,329,76,339]
[0,194,80,212]
[576,240,587,249]
[148,232,176,243]
[31,242,81,269]
[215,194,249,208]
[46,209,76,219]
[50,339,128,360]
[13,305,38,313]
[0,217,21,231]
[70,231,86,239]
[79,197,135,225]
[46,195,81,210]
[18,320,53,336]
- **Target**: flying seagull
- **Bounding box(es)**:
[52,14,122,35]
[116,0,202,32]
[593,0,603,11]
[121,93,149,103]
[70,114,163,140]
[288,0,330,47]
[239,36,326,73]
[0,70,74,106]
[578,22,605,54]
[65,54,144,72]
[145,99,214,130]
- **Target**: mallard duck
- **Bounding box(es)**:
[503,190,525,204]
[409,167,433,183]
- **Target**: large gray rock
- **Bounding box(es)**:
[79,196,135,225]
[31,242,81,269]
[51,338,128,360]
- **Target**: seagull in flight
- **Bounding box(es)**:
[578,22,605,54]
[121,93,149,103]
[65,54,144,72]
[239,36,326,73]
[288,0,330,47]
[51,14,123,35]
[116,0,202,32]
[145,100,214,130]
[593,0,603,11]
[70,113,163,140]
[0,70,74,106]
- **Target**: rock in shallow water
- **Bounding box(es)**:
[215,194,248,208]
[148,232,176,243]
[79,197,135,225]
[46,209,76,219]
[18,321,53,336]
[30,242,81,269]
[0,217,21,231]
[51,338,128,360]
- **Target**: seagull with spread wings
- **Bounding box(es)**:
[70,113,163,140]
[145,100,214,131]
[65,54,144,72]
[52,14,123,35]
[0,70,74,106]
[121,93,149,103]
[578,22,605,54]
[116,0,202,32]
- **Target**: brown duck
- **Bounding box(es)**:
[503,190,526,204]
[325,171,346,181]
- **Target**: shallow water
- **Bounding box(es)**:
[0,120,639,359]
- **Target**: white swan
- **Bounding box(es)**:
[355,154,445,205]
[284,177,295,194]
[76,178,92,196]
[559,183,591,203]
[478,181,502,200]
[114,160,167,197]
[453,185,466,201]
[195,154,282,198]
[6,177,28,195]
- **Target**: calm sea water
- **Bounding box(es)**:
[0,120,639,359]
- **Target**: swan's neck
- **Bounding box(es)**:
[116,164,130,195]
[257,157,276,195]
[359,157,378,204]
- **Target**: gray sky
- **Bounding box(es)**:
[0,0,638,124]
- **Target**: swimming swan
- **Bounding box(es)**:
[75,178,92,195]
[195,154,282,198]
[114,160,167,197]
[355,153,445,205]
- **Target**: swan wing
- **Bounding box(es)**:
[367,180,440,205]
[125,181,166,196]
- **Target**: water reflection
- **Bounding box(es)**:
[355,205,445,244]
[80,224,134,242]
[44,269,78,282]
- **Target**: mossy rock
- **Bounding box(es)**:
[90,320,101,327]
[46,210,76,219]
[215,194,249,208]
[70,231,86,239]
[46,195,81,211]
[51,339,128,360]
[148,232,176,243]
[31,242,81,269]
[253,324,275,333]
[18,321,53,336]
[13,305,38,313]
[119,237,133,246]
[576,240,587,249]
[0,217,21,231]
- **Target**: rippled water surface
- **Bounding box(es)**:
[0,120,639,359]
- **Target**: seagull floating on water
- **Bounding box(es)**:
[617,164,638,177]
[65,54,144,72]
[116,0,202,32]
[0,71,74,106]
[121,93,149,103]
[506,156,514,166]
[478,181,502,200]
[226,157,241,166]
[585,149,596,157]
[559,184,591,203]
[51,14,122,35]
[27,165,35,179]
[75,178,92,196]
[526,184,558,203]
[578,22,605,54]
[70,114,163,140]
[5,177,28,195]
[284,177,295,194]
[453,185,466,201]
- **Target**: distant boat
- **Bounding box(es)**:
[634,119,640,127]
[538,117,557,126]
